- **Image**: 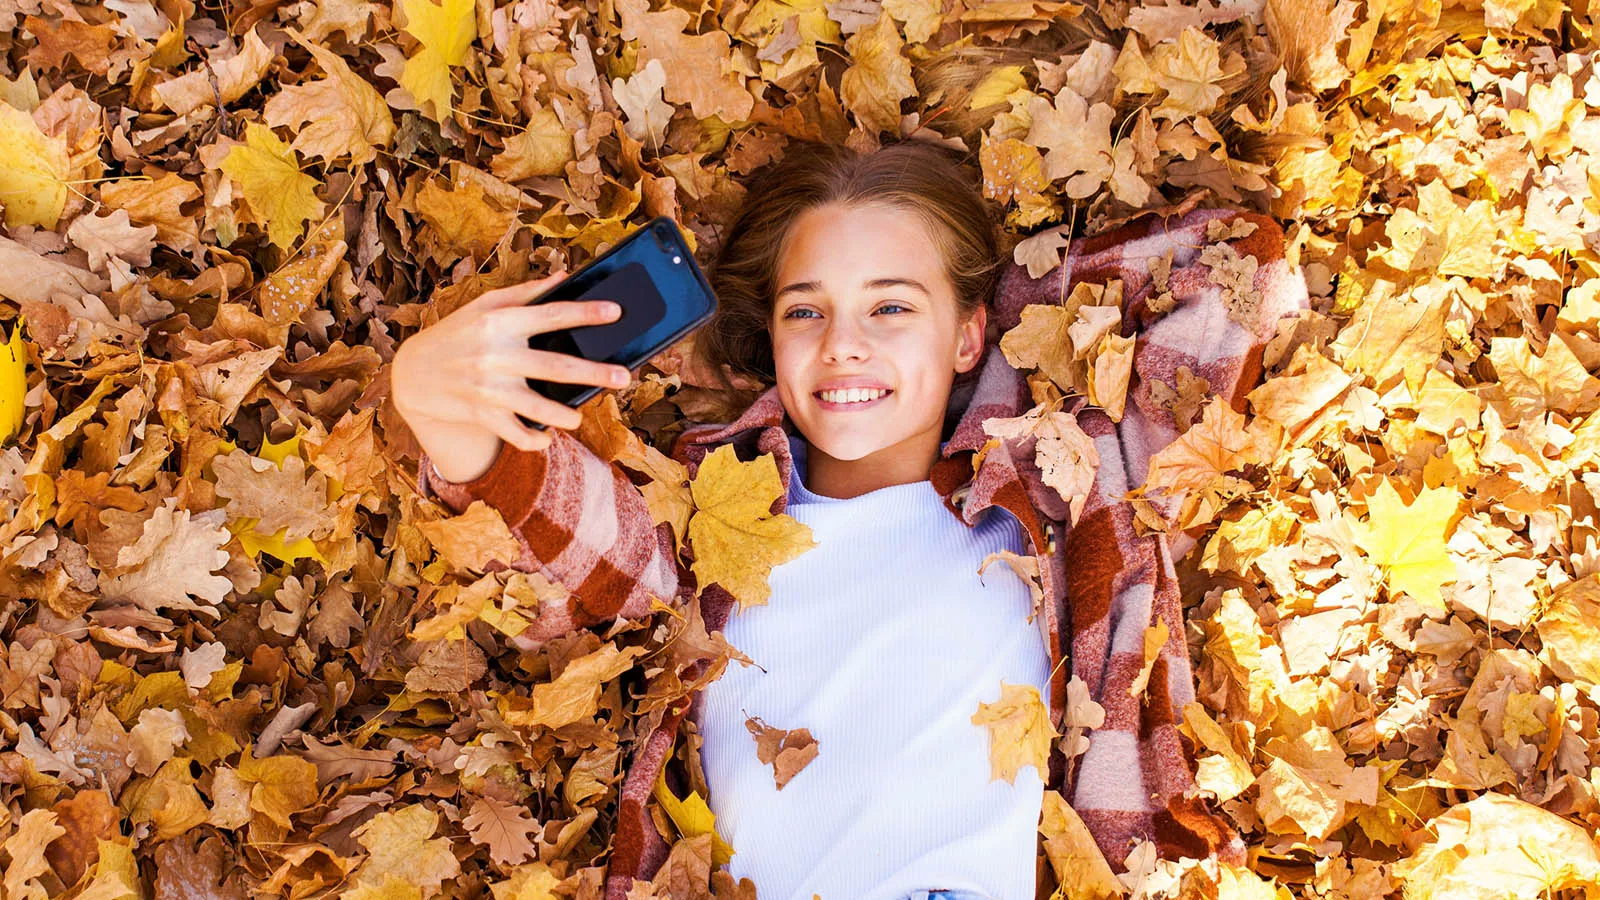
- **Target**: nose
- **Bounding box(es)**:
[819,316,870,365]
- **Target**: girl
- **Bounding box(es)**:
[392,139,1290,899]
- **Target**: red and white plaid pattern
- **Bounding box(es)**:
[416,206,1310,898]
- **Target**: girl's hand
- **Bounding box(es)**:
[392,271,633,478]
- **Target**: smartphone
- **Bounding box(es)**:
[520,216,718,429]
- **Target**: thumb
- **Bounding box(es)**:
[469,269,569,310]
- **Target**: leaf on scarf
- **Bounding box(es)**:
[744,715,819,790]
[686,444,817,611]
[1037,792,1122,899]
[999,303,1076,392]
[416,499,522,574]
[971,681,1056,784]
[1058,675,1105,760]
[1126,619,1169,697]
[652,765,735,869]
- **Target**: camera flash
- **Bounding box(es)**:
[672,255,681,264]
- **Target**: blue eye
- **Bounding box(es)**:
[782,304,908,319]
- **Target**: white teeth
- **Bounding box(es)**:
[819,388,887,404]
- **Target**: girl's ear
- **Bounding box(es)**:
[955,303,986,374]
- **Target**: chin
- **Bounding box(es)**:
[800,429,900,462]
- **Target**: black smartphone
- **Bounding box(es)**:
[520,216,718,429]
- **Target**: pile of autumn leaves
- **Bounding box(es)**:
[3,0,1600,896]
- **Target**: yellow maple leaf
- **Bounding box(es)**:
[1351,477,1462,612]
[0,315,25,444]
[1392,792,1600,898]
[398,0,476,120]
[218,122,325,250]
[838,14,915,136]
[1150,26,1234,118]
[264,32,396,165]
[999,303,1077,392]
[0,102,69,228]
[652,764,735,868]
[686,444,817,611]
[970,681,1056,784]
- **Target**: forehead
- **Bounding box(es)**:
[774,203,947,291]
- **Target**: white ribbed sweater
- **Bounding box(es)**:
[693,433,1053,900]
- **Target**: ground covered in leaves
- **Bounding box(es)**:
[1,0,1599,896]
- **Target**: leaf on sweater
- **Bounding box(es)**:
[743,714,818,790]
[977,548,1045,622]
[971,681,1056,784]
[416,499,522,574]
[686,444,817,611]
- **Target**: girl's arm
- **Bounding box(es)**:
[393,273,680,649]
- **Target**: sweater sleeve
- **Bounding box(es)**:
[417,430,681,643]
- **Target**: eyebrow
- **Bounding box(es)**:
[775,277,932,301]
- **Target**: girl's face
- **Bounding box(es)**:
[769,201,986,468]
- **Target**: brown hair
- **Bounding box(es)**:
[696,138,1008,401]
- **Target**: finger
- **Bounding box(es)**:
[483,384,585,432]
[489,414,552,453]
[496,349,631,389]
[467,270,570,310]
[491,299,624,337]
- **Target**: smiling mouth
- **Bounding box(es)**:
[813,389,893,410]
